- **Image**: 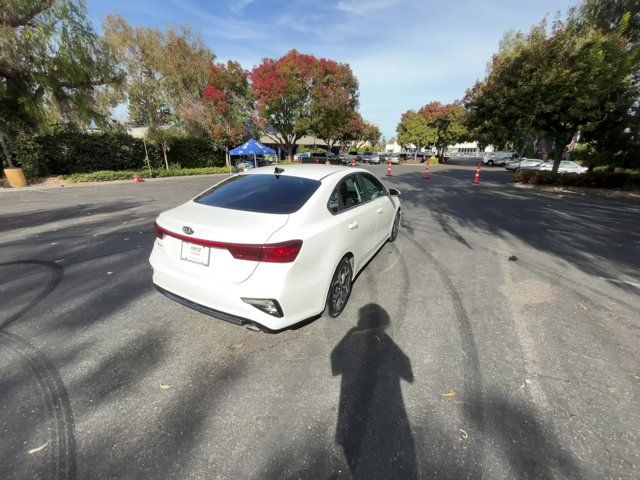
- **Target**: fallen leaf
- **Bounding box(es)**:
[441,391,457,398]
[634,372,640,380]
[579,303,588,311]
[28,443,47,454]
[459,429,468,439]
[159,384,170,389]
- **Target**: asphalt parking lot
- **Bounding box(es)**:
[1,164,639,479]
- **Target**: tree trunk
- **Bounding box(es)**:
[0,130,14,168]
[551,145,564,173]
[162,141,170,170]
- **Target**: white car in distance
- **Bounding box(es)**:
[536,161,588,174]
[505,158,544,171]
[150,165,402,332]
[483,151,518,166]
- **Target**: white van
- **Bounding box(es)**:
[483,151,518,166]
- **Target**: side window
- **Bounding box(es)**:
[359,173,386,200]
[328,176,364,214]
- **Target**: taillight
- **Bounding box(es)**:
[261,240,303,263]
[154,221,164,239]
[225,244,263,262]
[154,223,303,263]
[226,240,302,263]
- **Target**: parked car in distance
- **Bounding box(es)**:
[235,155,272,170]
[387,153,400,164]
[483,151,518,166]
[505,158,544,171]
[340,154,359,165]
[303,151,341,165]
[150,165,402,331]
[359,152,373,163]
[369,153,381,164]
[293,152,310,162]
[535,161,588,174]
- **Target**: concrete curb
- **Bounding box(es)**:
[513,182,640,200]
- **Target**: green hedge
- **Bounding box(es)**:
[513,169,640,189]
[61,166,229,183]
[11,131,225,177]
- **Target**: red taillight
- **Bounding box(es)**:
[261,240,303,263]
[154,221,165,239]
[225,244,263,262]
[226,240,303,263]
[153,222,302,263]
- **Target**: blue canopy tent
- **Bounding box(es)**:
[229,138,277,169]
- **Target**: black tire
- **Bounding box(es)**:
[389,210,401,242]
[324,257,353,318]
[487,160,494,166]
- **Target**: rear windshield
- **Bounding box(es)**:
[195,174,321,214]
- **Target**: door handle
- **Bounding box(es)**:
[348,221,359,230]
[376,208,383,214]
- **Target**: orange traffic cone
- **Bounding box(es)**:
[423,162,430,179]
[386,162,392,176]
[133,174,142,183]
[472,162,481,184]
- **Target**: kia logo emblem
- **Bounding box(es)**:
[182,226,194,235]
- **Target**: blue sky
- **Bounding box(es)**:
[87,0,578,137]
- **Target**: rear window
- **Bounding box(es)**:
[195,174,321,214]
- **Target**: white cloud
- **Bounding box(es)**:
[229,0,256,14]
[336,0,403,15]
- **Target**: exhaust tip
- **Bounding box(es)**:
[245,324,263,332]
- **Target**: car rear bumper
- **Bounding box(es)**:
[149,241,329,331]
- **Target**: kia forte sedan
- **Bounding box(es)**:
[150,165,401,332]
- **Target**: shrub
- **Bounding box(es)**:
[13,130,46,177]
[513,169,640,189]
[34,131,225,175]
[62,166,229,183]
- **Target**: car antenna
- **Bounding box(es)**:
[274,166,285,176]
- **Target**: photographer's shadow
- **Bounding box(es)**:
[331,304,417,479]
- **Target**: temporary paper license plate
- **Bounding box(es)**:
[180,241,210,266]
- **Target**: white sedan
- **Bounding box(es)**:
[149,165,402,332]
[536,161,588,174]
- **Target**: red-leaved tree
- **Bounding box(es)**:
[251,50,359,159]
[197,61,255,158]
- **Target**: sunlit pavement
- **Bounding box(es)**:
[1,164,639,479]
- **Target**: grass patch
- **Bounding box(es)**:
[513,169,640,189]
[61,167,230,183]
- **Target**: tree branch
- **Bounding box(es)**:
[2,0,55,28]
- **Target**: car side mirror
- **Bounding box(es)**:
[388,188,401,196]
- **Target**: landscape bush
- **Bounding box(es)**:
[513,169,640,189]
[9,130,225,177]
[62,166,229,183]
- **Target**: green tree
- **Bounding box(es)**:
[0,0,121,164]
[310,61,359,151]
[396,110,431,158]
[419,102,468,159]
[465,18,637,172]
[103,15,213,131]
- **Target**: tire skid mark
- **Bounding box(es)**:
[1,332,77,480]
[400,231,486,475]
[0,260,77,479]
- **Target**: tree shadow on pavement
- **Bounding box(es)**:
[391,169,640,295]
[331,303,417,480]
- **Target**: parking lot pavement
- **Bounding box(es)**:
[1,164,639,479]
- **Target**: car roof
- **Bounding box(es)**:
[243,164,365,181]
